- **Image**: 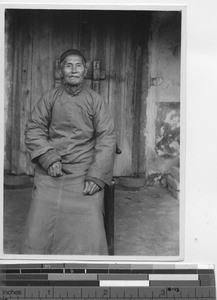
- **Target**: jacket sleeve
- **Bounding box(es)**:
[25,92,61,164]
[86,96,116,186]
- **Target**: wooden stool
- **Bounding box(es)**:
[104,179,115,255]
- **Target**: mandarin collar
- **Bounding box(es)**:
[63,82,84,96]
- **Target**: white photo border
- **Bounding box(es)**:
[0,3,186,262]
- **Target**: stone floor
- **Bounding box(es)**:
[3,182,179,257]
[114,185,179,256]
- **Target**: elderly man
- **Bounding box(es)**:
[21,49,116,255]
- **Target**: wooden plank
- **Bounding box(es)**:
[19,14,33,175]
[38,13,52,93]
[91,12,110,106]
[107,17,120,175]
[123,14,137,176]
[4,10,15,172]
[66,10,80,50]
[131,45,143,176]
[99,13,111,107]
[11,14,22,174]
[139,15,151,175]
[79,11,93,90]
[30,12,43,110]
[108,12,134,176]
[131,15,144,176]
[51,11,68,88]
[46,12,55,91]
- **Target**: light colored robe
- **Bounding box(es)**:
[21,84,116,255]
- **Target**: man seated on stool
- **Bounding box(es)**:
[21,49,116,255]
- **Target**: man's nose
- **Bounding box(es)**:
[71,65,77,73]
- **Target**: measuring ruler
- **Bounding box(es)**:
[0,263,216,299]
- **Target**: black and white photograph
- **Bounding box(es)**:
[3,7,184,258]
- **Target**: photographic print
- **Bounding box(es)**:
[3,7,184,259]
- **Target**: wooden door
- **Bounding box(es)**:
[5,10,150,177]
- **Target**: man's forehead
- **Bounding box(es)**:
[62,55,85,64]
[60,49,86,64]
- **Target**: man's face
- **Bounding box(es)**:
[61,55,87,86]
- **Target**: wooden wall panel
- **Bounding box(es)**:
[108,13,134,176]
[5,10,150,177]
[11,14,24,174]
[4,10,15,172]
[18,15,33,174]
[92,12,111,106]
[79,11,92,90]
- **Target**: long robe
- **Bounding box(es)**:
[21,84,116,255]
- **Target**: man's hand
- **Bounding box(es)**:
[48,161,63,177]
[83,181,101,195]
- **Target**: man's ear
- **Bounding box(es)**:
[59,61,64,76]
[84,61,90,78]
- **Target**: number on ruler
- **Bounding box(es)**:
[167,287,181,298]
[96,287,110,298]
[161,289,166,296]
[167,287,180,292]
